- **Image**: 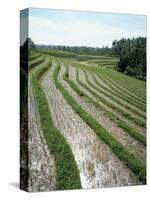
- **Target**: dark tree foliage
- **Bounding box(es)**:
[28,37,36,49]
[112,37,146,80]
[20,38,36,68]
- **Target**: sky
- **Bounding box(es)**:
[21,8,146,47]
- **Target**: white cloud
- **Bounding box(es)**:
[29,15,146,47]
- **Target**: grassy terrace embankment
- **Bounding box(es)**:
[98,69,146,104]
[89,69,146,112]
[30,56,81,190]
[29,53,40,61]
[29,55,46,69]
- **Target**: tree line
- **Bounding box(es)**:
[36,44,113,56]
[112,37,146,80]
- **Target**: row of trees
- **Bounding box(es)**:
[112,37,146,80]
[36,44,113,56]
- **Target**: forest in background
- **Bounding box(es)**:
[25,37,147,80]
[112,37,146,80]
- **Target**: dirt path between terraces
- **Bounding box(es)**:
[40,59,140,189]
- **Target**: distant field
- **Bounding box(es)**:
[28,49,146,190]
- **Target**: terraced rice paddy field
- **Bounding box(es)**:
[27,49,146,191]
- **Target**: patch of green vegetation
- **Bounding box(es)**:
[88,69,146,119]
[33,48,78,59]
[109,70,146,92]
[63,64,84,97]
[104,69,146,102]
[87,59,118,67]
[29,53,40,61]
[91,68,146,112]
[53,61,146,184]
[29,55,46,69]
[31,60,81,190]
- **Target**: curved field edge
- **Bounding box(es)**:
[53,61,146,184]
[99,69,146,103]
[91,69,146,112]
[86,65,146,108]
[29,55,46,70]
[31,61,81,190]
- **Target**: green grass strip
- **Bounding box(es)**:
[106,69,146,93]
[53,62,146,184]
[92,66,146,104]
[29,53,40,61]
[31,62,81,190]
[91,69,146,112]
[63,61,84,97]
[29,55,46,69]
[103,70,146,102]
